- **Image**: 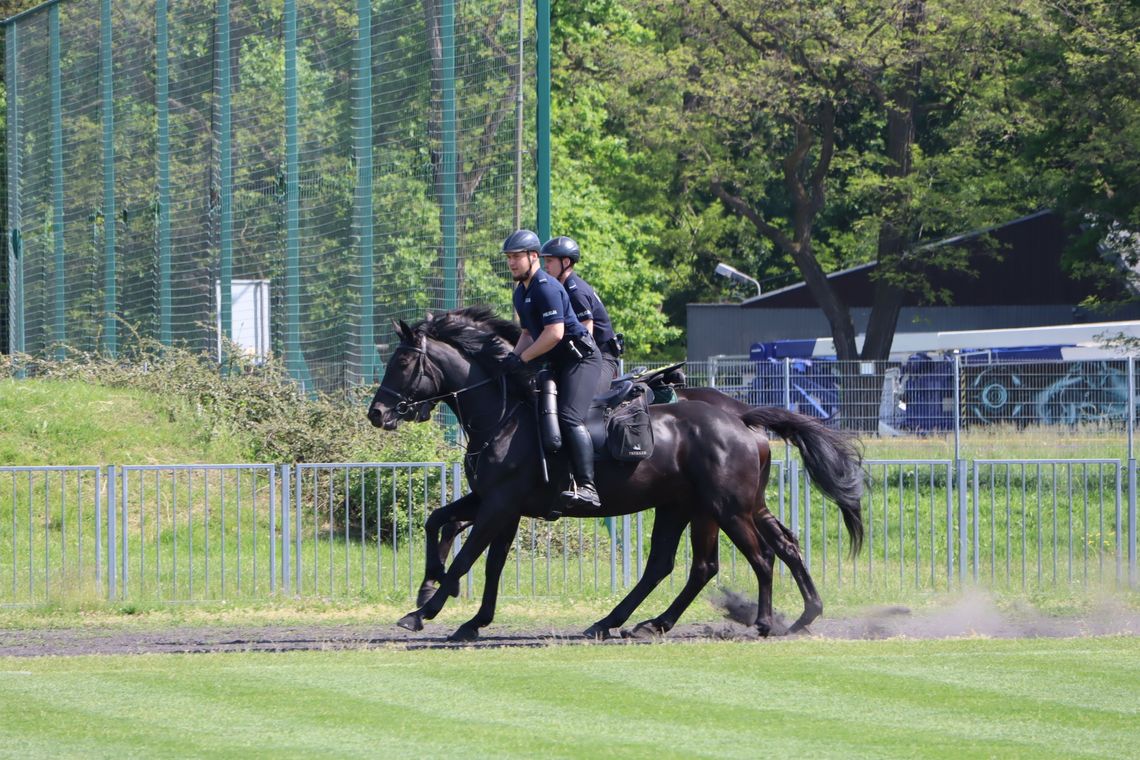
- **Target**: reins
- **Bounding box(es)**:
[378,340,522,439]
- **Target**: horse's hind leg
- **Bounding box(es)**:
[754,508,821,633]
[448,517,520,642]
[716,511,777,636]
[584,508,689,640]
[629,514,720,637]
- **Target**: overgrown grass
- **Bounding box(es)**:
[0,638,1137,758]
[0,340,451,466]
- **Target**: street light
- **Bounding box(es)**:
[714,262,762,298]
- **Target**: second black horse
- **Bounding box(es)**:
[368,307,863,641]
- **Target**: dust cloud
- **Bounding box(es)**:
[712,588,1140,639]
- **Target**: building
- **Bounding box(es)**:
[687,210,1139,361]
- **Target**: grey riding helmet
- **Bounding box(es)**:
[538,236,580,263]
[502,229,541,254]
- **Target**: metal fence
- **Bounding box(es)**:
[2,458,1136,605]
[648,356,1139,449]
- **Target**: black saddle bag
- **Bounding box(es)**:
[607,391,654,461]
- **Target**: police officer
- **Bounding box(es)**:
[539,236,622,385]
[501,229,605,510]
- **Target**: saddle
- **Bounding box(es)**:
[582,362,686,461]
[585,381,654,461]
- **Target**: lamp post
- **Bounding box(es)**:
[714,262,762,298]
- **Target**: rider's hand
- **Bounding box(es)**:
[500,352,525,375]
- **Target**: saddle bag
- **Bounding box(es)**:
[606,389,654,461]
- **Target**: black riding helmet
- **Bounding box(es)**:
[502,229,541,254]
[539,236,580,263]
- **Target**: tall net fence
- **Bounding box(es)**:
[4,0,532,392]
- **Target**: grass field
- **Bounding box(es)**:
[0,636,1137,758]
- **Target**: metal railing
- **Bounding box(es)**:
[2,457,1136,604]
[649,356,1139,451]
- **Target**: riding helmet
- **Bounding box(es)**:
[501,229,541,254]
[538,236,580,263]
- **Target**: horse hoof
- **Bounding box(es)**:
[416,582,438,608]
[583,624,611,640]
[448,626,479,643]
[622,621,664,640]
[786,622,811,636]
[755,622,772,638]
[397,612,425,632]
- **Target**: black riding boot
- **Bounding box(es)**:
[561,424,601,510]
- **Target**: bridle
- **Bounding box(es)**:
[376,337,519,437]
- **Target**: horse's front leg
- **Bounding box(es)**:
[418,493,479,607]
[448,516,521,642]
[397,504,513,633]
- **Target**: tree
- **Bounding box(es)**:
[1015,0,1140,298]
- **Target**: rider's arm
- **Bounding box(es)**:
[513,332,535,357]
[520,322,564,363]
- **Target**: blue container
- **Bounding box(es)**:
[900,352,954,432]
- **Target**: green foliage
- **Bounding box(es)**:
[0,337,453,467]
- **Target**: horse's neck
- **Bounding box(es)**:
[441,360,521,442]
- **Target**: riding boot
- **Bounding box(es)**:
[561,424,602,510]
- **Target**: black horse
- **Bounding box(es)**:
[416,385,843,638]
[368,307,863,641]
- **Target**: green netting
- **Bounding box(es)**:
[5,0,534,392]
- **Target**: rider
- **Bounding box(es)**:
[539,235,623,385]
[501,229,605,510]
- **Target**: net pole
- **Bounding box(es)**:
[50,5,65,358]
[100,0,117,355]
[514,0,523,229]
[156,0,172,345]
[535,0,550,239]
[353,0,375,382]
[217,0,233,354]
[284,0,302,384]
[441,0,457,310]
[6,23,22,360]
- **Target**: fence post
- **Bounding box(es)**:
[1128,357,1135,463]
[622,514,632,588]
[107,466,117,599]
[1130,458,1137,588]
[119,467,129,597]
[280,464,291,594]
[959,459,969,586]
[293,463,303,593]
[269,466,277,593]
[790,458,801,564]
[953,352,961,461]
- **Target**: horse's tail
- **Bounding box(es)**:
[741,407,864,556]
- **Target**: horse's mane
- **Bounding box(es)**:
[418,306,521,364]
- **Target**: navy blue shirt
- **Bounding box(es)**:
[563,272,616,348]
[513,270,589,343]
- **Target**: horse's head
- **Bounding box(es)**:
[367,307,524,430]
[368,319,442,430]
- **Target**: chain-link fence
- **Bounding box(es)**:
[629,355,1137,457]
[5,0,533,392]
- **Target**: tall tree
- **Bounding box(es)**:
[608,0,1044,363]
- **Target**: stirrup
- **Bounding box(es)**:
[560,482,601,510]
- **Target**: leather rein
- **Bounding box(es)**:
[376,340,521,438]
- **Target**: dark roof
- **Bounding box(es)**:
[742,210,1102,309]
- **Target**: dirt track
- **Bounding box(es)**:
[2,593,1137,656]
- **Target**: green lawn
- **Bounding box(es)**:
[0,637,1137,759]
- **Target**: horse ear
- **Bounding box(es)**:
[393,319,412,343]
